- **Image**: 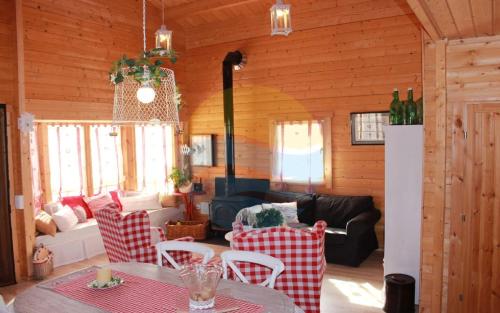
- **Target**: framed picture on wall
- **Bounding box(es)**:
[190,134,214,166]
[350,111,390,145]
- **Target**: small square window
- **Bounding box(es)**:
[272,120,325,184]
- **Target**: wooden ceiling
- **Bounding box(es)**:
[407,0,500,40]
[149,0,273,28]
[151,0,500,40]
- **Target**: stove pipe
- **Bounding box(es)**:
[222,50,245,196]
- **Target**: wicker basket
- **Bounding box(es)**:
[32,252,54,280]
[166,220,207,240]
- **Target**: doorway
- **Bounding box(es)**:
[448,103,500,312]
[0,104,16,286]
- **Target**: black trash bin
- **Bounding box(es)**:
[384,273,415,313]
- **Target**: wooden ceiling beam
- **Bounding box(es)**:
[406,0,442,40]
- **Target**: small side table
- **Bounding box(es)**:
[168,191,209,240]
[171,191,206,221]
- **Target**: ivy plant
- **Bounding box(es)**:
[256,208,285,228]
[109,49,177,87]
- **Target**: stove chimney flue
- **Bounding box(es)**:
[222,50,245,196]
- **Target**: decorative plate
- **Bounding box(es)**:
[87,277,124,290]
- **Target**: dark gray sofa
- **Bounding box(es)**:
[210,178,381,266]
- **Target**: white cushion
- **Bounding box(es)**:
[267,202,299,224]
[44,202,63,216]
[120,192,162,212]
[52,205,79,232]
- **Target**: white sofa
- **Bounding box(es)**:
[36,207,183,267]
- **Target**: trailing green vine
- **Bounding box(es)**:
[109,49,177,87]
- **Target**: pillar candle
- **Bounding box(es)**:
[96,268,112,284]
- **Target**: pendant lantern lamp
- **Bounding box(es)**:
[155,0,173,54]
[270,0,292,36]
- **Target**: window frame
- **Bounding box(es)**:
[269,114,332,189]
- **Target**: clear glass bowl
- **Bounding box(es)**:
[179,263,223,310]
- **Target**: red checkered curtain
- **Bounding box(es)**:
[232,221,327,313]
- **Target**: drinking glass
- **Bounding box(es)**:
[179,263,223,310]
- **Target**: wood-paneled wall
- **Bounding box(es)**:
[184,0,423,246]
[420,35,500,312]
[20,0,185,120]
[0,0,26,280]
[0,0,21,191]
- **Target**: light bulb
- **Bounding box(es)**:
[137,85,156,104]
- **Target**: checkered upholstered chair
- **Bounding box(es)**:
[95,208,193,265]
[232,221,327,313]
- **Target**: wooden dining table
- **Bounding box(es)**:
[14,262,303,313]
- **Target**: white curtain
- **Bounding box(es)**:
[90,125,123,194]
[47,125,86,201]
[135,124,174,194]
[30,124,42,214]
[272,120,324,186]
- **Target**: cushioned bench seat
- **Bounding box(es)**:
[36,207,183,267]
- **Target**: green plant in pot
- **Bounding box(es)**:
[169,167,189,192]
[255,208,285,228]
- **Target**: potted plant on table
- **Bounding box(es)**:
[169,167,190,193]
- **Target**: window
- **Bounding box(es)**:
[272,120,325,184]
[90,125,123,194]
[47,125,87,200]
[135,125,175,193]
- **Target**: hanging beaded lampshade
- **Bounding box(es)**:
[112,67,179,125]
[111,0,179,128]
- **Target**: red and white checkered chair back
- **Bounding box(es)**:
[95,208,158,264]
[232,221,327,313]
[221,250,285,289]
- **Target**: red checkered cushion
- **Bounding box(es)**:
[95,208,192,265]
[232,221,327,313]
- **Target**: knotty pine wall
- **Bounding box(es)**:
[0,0,21,192]
[183,0,423,246]
[420,35,500,313]
[0,0,25,279]
[19,0,185,120]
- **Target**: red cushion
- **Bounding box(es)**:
[61,196,93,218]
[109,191,123,211]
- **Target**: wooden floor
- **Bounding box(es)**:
[0,246,384,313]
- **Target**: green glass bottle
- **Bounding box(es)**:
[406,88,417,125]
[416,97,423,124]
[401,100,407,124]
[389,88,403,125]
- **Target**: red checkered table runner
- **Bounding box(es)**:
[52,270,264,313]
